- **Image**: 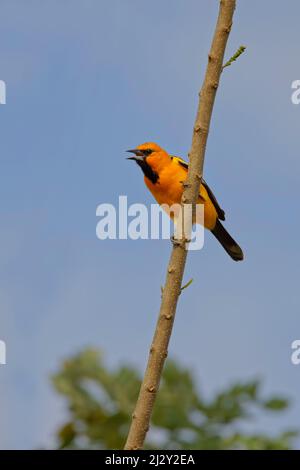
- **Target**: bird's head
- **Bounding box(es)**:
[127,142,171,183]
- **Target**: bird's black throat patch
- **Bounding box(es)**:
[136,159,159,184]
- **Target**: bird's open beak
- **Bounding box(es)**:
[126,149,144,161]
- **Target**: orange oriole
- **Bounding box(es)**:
[127,142,243,261]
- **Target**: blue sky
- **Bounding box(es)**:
[0,0,299,449]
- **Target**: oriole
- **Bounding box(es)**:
[127,142,243,261]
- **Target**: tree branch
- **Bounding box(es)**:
[124,0,237,450]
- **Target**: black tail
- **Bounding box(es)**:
[211,219,244,261]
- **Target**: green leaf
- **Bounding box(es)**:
[263,397,289,411]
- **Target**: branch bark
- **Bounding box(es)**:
[124,0,237,450]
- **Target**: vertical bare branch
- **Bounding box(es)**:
[124,0,237,450]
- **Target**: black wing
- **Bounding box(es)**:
[174,156,225,221]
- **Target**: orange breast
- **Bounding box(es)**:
[144,162,218,230]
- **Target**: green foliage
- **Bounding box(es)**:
[52,349,297,450]
[222,45,246,70]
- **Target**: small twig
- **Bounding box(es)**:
[222,45,246,70]
[180,278,194,293]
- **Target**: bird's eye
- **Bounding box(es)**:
[143,149,153,156]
